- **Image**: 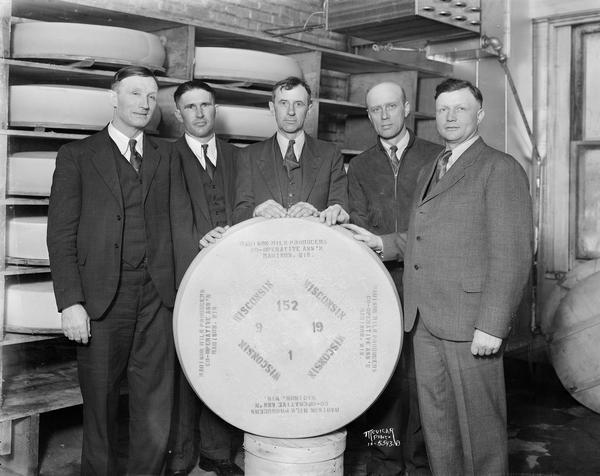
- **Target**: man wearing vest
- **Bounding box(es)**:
[166,80,243,476]
[347,81,442,475]
[232,76,349,225]
[47,66,184,475]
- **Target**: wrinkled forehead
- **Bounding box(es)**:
[115,75,158,93]
[366,84,405,107]
[273,85,310,103]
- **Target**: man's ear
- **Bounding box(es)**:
[109,88,118,109]
[404,101,411,118]
[174,108,183,124]
[268,101,275,116]
[477,108,485,125]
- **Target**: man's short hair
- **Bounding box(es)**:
[271,76,311,103]
[110,66,157,90]
[173,80,216,106]
[434,78,483,107]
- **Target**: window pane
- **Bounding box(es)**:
[577,147,600,258]
[584,32,600,139]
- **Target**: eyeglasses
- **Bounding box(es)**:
[367,103,399,115]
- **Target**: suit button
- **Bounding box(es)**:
[416,235,421,241]
[414,264,419,270]
[114,243,119,249]
[116,215,122,221]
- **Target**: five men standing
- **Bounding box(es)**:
[48,65,532,476]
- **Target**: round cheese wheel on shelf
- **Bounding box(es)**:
[12,21,166,70]
[194,47,303,85]
[5,281,62,333]
[8,151,57,196]
[6,216,48,261]
[9,85,161,131]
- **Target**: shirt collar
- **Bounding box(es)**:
[108,123,144,158]
[276,131,305,162]
[379,128,410,159]
[185,133,217,167]
[447,135,479,169]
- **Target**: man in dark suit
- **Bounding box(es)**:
[347,81,442,475]
[345,78,533,475]
[167,80,242,476]
[47,66,182,475]
[232,76,348,225]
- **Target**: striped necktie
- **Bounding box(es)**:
[284,139,300,177]
[202,143,216,181]
[434,149,452,184]
[128,138,142,175]
[389,145,400,175]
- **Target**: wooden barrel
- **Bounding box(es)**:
[244,429,346,476]
[548,260,600,413]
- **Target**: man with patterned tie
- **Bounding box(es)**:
[345,78,533,475]
[47,66,186,475]
[232,76,348,225]
[166,80,243,476]
[346,81,442,475]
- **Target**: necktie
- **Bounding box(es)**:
[389,145,400,175]
[283,139,300,177]
[434,149,452,184]
[202,144,216,181]
[128,138,142,175]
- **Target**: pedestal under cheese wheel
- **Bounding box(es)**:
[12,22,166,71]
[6,216,48,261]
[5,281,62,333]
[194,47,303,85]
[174,218,403,438]
[9,85,161,132]
[8,151,57,196]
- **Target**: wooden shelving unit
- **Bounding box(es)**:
[0,1,451,473]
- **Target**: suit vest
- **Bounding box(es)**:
[113,145,147,268]
[276,154,302,209]
[198,162,228,228]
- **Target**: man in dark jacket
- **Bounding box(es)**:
[47,66,182,476]
[167,80,243,476]
[347,81,442,475]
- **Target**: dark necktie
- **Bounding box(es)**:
[284,139,300,177]
[389,145,400,175]
[128,138,142,175]
[202,144,216,181]
[434,149,452,185]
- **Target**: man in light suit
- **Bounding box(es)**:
[167,80,242,476]
[47,66,184,475]
[232,76,349,225]
[347,81,441,475]
[345,78,533,475]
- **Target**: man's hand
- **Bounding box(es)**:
[341,223,383,251]
[319,204,350,226]
[471,329,503,356]
[199,225,230,249]
[287,201,319,218]
[253,199,287,219]
[62,303,91,344]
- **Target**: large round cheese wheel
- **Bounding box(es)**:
[9,85,161,131]
[215,105,276,139]
[6,216,48,261]
[5,281,61,333]
[194,47,303,85]
[12,22,165,70]
[8,151,57,196]
[174,218,403,438]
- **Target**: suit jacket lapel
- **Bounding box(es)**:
[177,139,211,224]
[257,136,284,205]
[141,136,162,204]
[300,135,324,202]
[89,128,123,210]
[216,138,234,224]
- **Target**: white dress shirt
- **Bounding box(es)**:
[108,123,143,162]
[276,131,306,161]
[185,133,217,169]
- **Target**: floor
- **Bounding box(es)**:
[38,357,600,475]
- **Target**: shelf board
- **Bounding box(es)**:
[3,265,51,276]
[2,59,183,87]
[6,257,50,267]
[5,197,49,205]
[0,128,90,140]
[0,333,58,346]
[341,148,364,156]
[0,359,81,422]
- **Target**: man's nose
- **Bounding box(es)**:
[195,107,204,118]
[287,104,296,116]
[447,109,457,121]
